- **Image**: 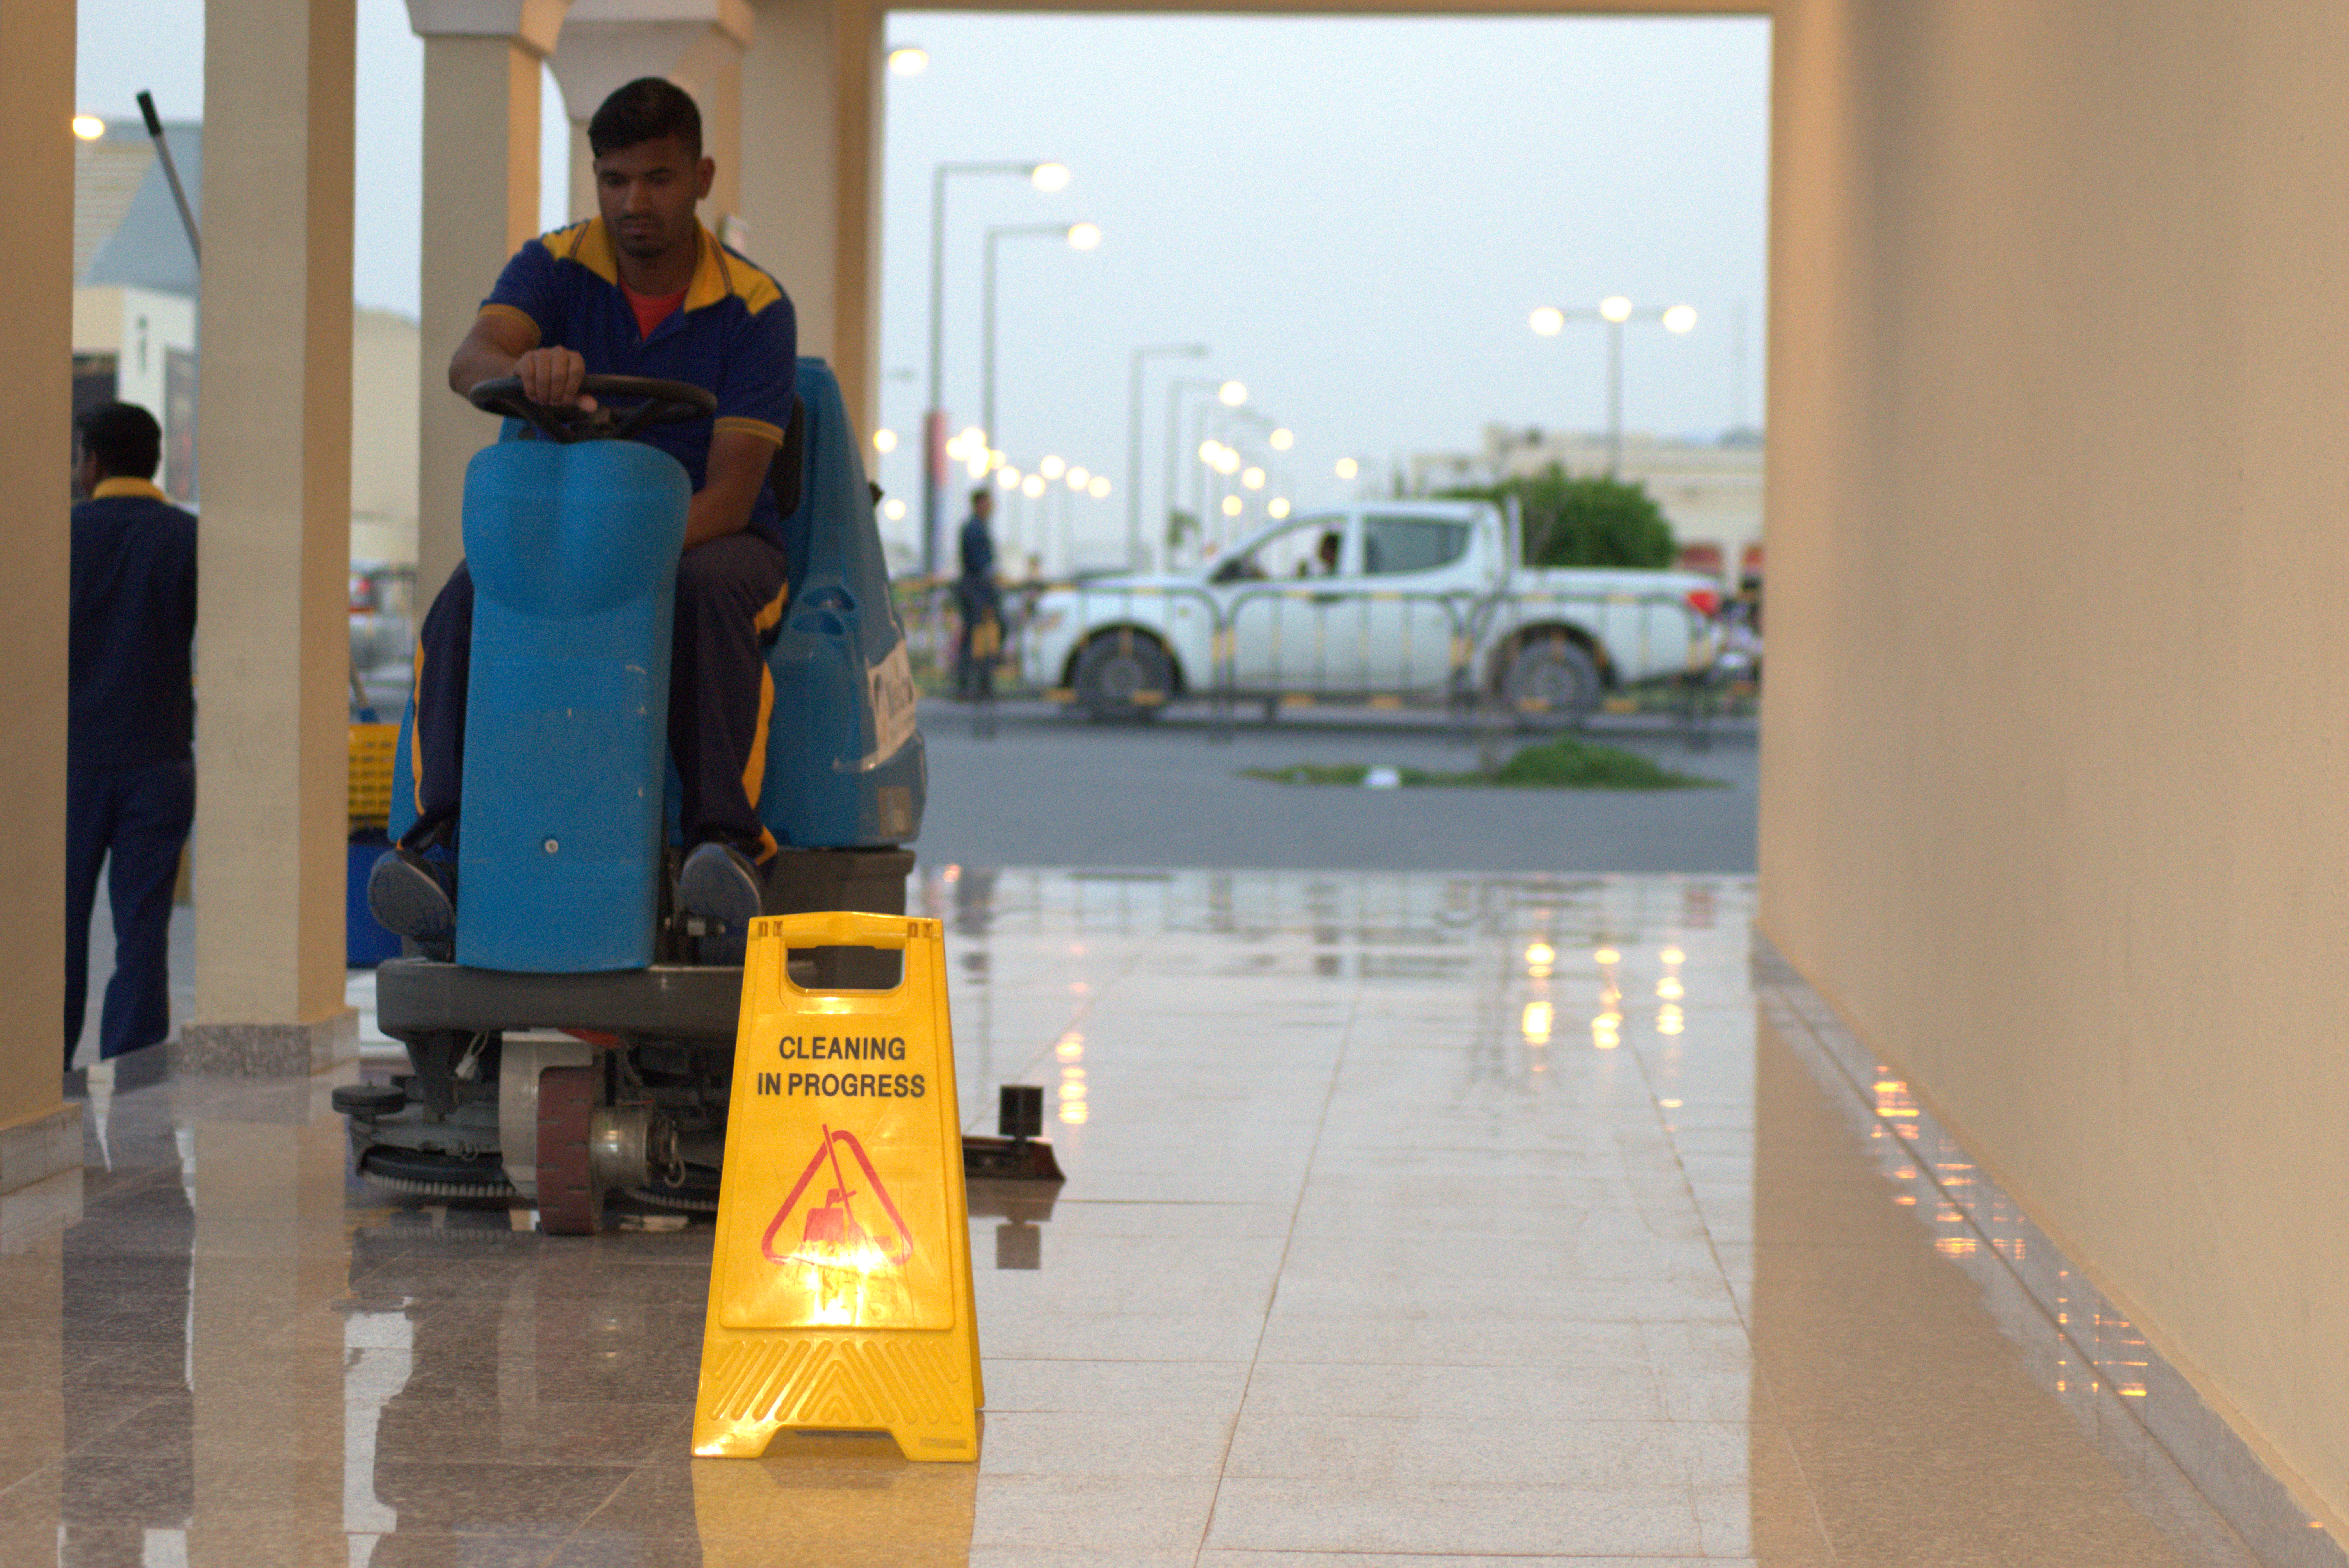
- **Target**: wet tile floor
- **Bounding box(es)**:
[0,869,2298,1565]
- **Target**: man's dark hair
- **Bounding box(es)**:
[76,402,162,481]
[970,487,993,506]
[589,77,703,160]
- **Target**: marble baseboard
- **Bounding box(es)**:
[175,1008,358,1076]
[1754,929,2349,1568]
[0,1103,84,1200]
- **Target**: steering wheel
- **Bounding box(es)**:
[468,374,717,445]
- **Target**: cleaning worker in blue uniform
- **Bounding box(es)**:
[369,76,797,945]
[65,401,198,1068]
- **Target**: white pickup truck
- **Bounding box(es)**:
[1019,500,1723,720]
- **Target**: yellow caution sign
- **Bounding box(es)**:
[692,912,982,1463]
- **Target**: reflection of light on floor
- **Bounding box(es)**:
[1657,1003,1684,1036]
[1592,1010,1621,1049]
[1594,946,1620,965]
[1521,1000,1553,1044]
[1657,977,1684,1001]
[1056,1033,1084,1062]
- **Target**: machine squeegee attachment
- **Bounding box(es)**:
[960,1084,1066,1181]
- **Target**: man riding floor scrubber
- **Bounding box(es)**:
[331,360,926,1233]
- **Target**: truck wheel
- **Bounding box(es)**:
[1502,638,1601,724]
[1073,633,1173,723]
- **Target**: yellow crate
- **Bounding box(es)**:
[349,722,399,830]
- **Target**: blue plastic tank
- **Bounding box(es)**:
[752,360,927,848]
[453,438,689,971]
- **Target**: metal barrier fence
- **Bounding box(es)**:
[895,576,1731,744]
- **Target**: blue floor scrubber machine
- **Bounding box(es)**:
[333,362,925,1233]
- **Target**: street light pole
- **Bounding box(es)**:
[1162,376,1223,571]
[923,160,1067,576]
[982,221,1098,470]
[1606,319,1624,474]
[1127,344,1207,571]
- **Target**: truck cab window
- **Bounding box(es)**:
[1212,517,1346,582]
[1362,516,1469,576]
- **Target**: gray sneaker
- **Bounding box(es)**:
[678,841,763,934]
[367,847,455,942]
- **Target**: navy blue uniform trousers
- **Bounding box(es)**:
[405,531,790,857]
[65,759,195,1067]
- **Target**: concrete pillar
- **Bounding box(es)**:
[180,0,360,1074]
[739,0,882,438]
[0,0,84,1190]
[406,0,571,603]
[549,0,753,228]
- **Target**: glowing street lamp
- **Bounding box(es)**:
[1268,497,1292,519]
[1066,466,1090,489]
[1217,380,1247,407]
[1335,457,1360,481]
[886,45,929,76]
[72,114,105,140]
[1038,454,1066,479]
[1523,296,1699,473]
[872,428,898,454]
[1087,475,1111,500]
[1268,428,1294,451]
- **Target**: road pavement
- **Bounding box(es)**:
[914,699,1757,874]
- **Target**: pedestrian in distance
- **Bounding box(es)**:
[955,487,1001,698]
[65,401,198,1069]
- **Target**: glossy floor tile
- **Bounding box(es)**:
[0,869,2312,1564]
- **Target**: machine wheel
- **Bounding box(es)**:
[536,1065,602,1235]
[1073,632,1173,723]
[1501,637,1602,725]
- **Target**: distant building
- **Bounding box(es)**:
[71,118,419,563]
[1410,424,1764,586]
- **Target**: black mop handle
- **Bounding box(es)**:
[135,91,201,271]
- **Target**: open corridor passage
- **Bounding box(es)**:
[0,870,2296,1565]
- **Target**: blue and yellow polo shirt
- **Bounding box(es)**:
[480,216,797,544]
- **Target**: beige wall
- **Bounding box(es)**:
[0,0,74,1136]
[189,0,358,1050]
[738,0,883,437]
[352,306,423,564]
[1760,0,2349,1531]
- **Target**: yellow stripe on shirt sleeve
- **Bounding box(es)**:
[714,416,785,447]
[478,303,542,347]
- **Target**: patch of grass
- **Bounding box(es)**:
[1243,737,1721,791]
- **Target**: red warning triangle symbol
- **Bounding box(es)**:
[760,1125,916,1270]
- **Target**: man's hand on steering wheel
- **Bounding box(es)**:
[512,346,595,412]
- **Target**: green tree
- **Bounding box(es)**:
[1439,464,1676,568]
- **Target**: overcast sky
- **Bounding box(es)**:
[75,3,1768,568]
